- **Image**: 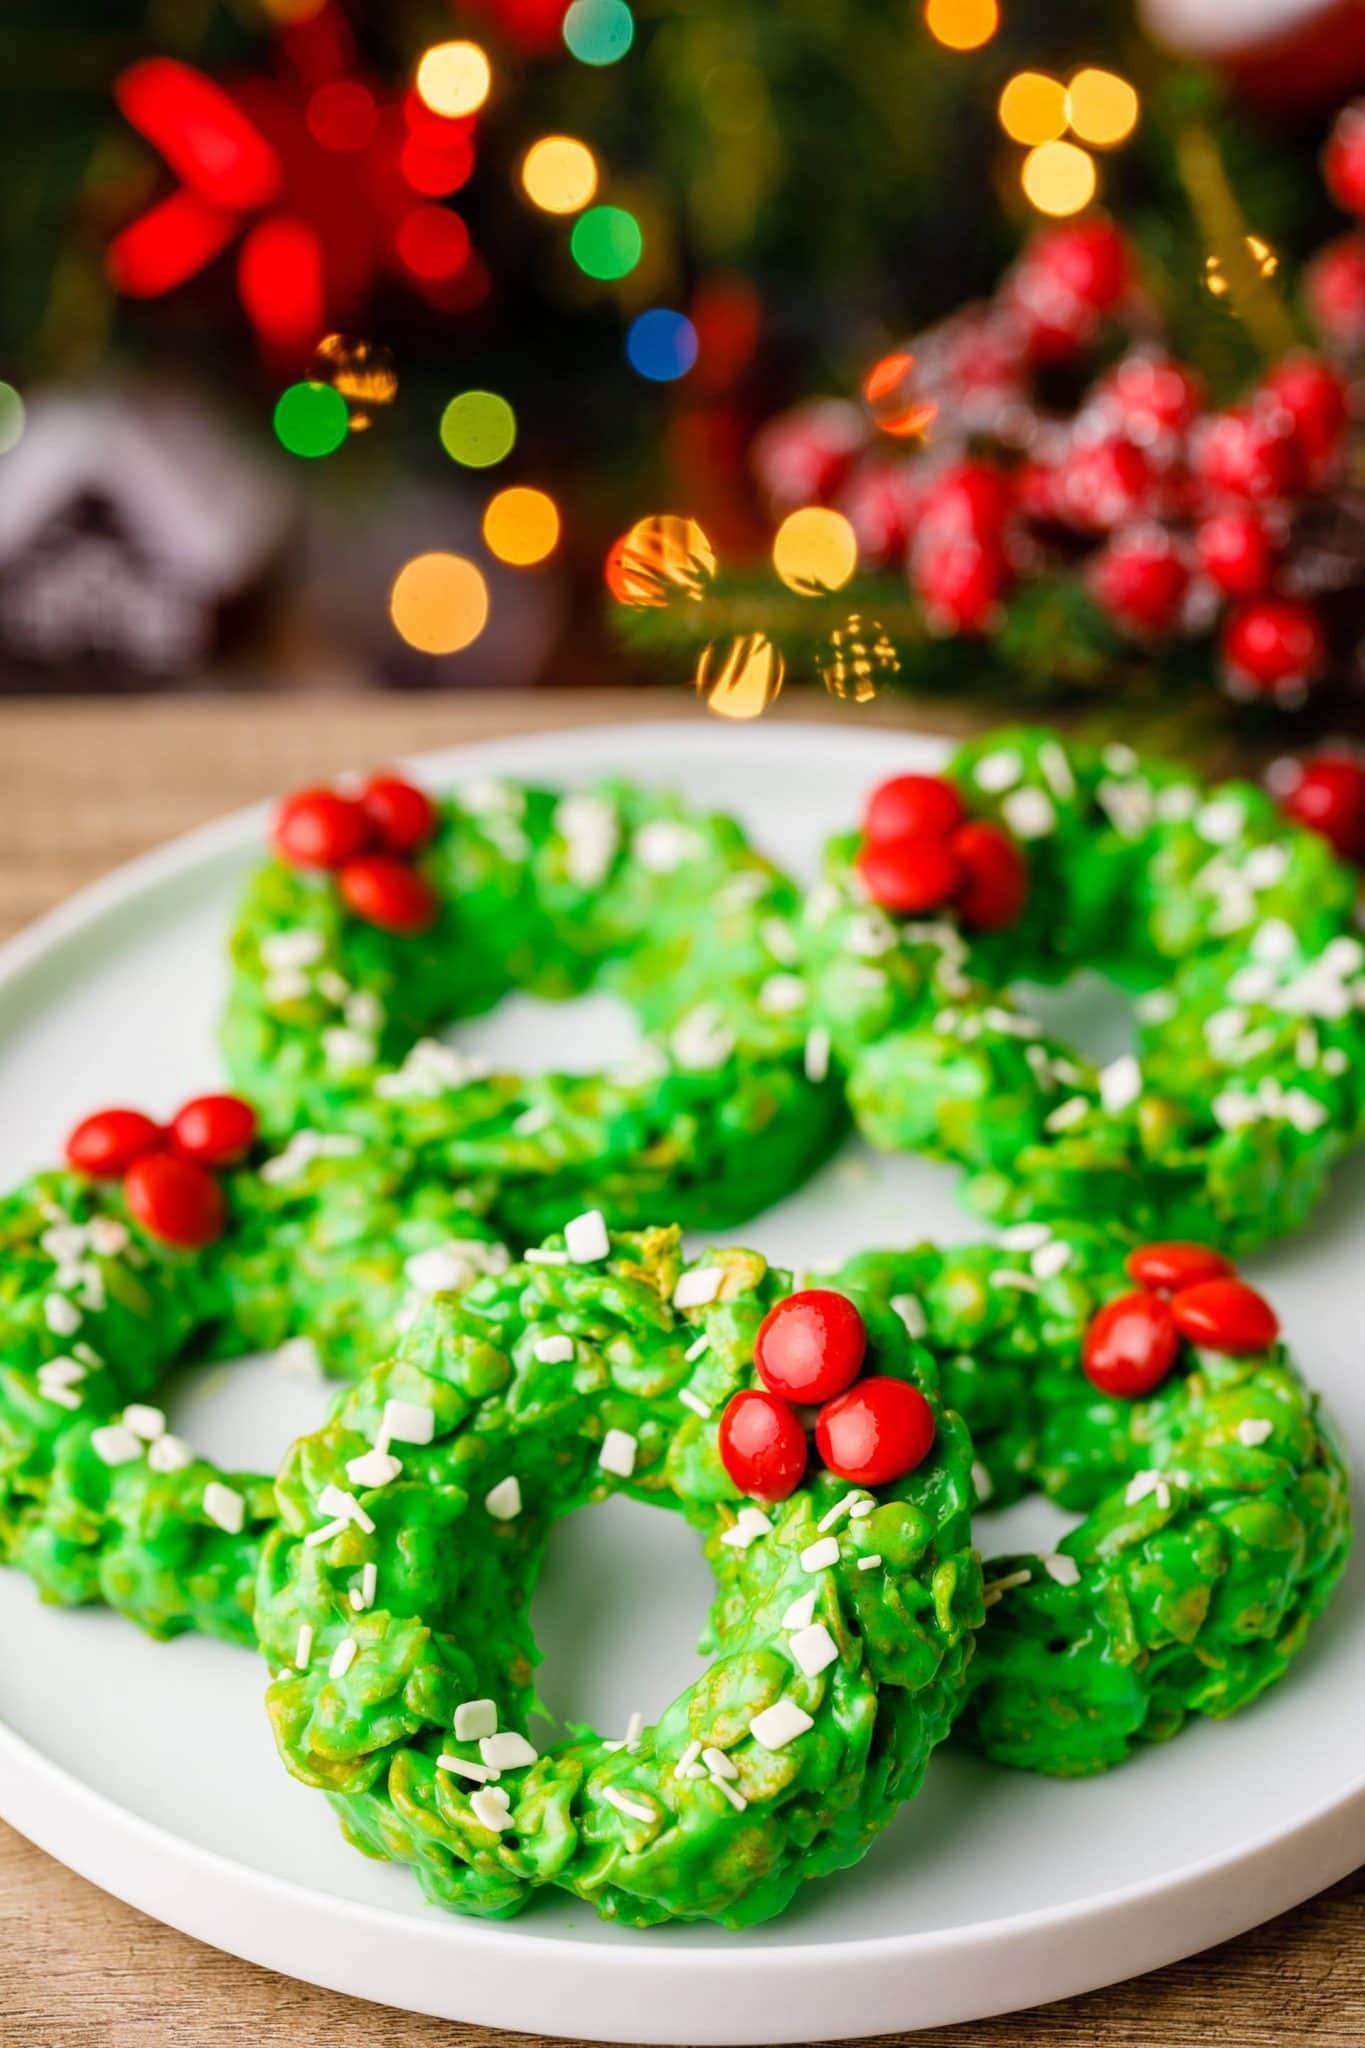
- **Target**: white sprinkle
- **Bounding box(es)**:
[1245,843,1289,891]
[317,1484,374,1534]
[599,1429,638,1479]
[1045,1096,1090,1133]
[804,1026,831,1084]
[679,1388,711,1418]
[455,1698,498,1741]
[1136,990,1177,1024]
[1102,742,1139,774]
[1042,1554,1081,1586]
[671,1003,735,1071]
[675,1740,703,1780]
[329,1638,357,1680]
[485,1476,522,1520]
[37,1378,81,1411]
[264,968,310,1005]
[721,1505,772,1550]
[533,1334,574,1365]
[801,1536,840,1573]
[480,1731,537,1771]
[971,1459,994,1503]
[684,1332,710,1362]
[1323,1048,1349,1077]
[260,1129,362,1186]
[759,972,806,1016]
[1125,1469,1164,1507]
[624,1711,644,1752]
[352,1560,378,1610]
[845,910,897,958]
[992,1269,1039,1292]
[760,916,800,964]
[1228,962,1278,1006]
[275,1336,325,1381]
[603,1785,658,1826]
[565,1209,611,1264]
[635,818,702,872]
[974,749,1022,793]
[44,1296,80,1337]
[374,1037,489,1100]
[789,1622,839,1676]
[322,1026,377,1072]
[556,792,619,888]
[1196,797,1246,847]
[1252,918,1297,965]
[710,1774,748,1812]
[471,1786,514,1832]
[88,1217,129,1257]
[513,1104,552,1136]
[346,1446,403,1489]
[405,1239,509,1296]
[304,1518,348,1547]
[382,1399,435,1446]
[262,928,325,971]
[817,1492,864,1534]
[316,969,350,1005]
[1038,740,1076,801]
[982,1568,1033,1605]
[1099,1055,1141,1113]
[1032,1239,1073,1280]
[750,1700,814,1751]
[848,1496,876,1519]
[1237,1417,1274,1447]
[525,1247,569,1266]
[1002,786,1056,840]
[857,1554,882,1572]
[1000,1221,1051,1251]
[345,990,384,1034]
[294,1623,314,1668]
[890,1293,927,1338]
[438,1754,492,1783]
[673,1266,723,1309]
[701,1745,737,1780]
[204,1481,245,1535]
[782,1590,817,1631]
[122,1403,165,1442]
[91,1424,142,1467]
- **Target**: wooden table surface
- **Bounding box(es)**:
[0,692,1360,2048]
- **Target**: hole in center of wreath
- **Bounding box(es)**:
[530,1493,715,1748]
[1013,969,1140,1073]
[447,988,646,1077]
[160,1346,333,1476]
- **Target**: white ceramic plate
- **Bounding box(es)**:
[0,721,1361,2043]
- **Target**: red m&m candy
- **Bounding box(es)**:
[339,855,440,933]
[1170,1279,1279,1356]
[815,1376,936,1486]
[952,821,1028,932]
[123,1152,226,1249]
[273,788,371,871]
[755,1289,867,1404]
[360,775,438,855]
[856,835,961,916]
[862,774,964,849]
[65,1108,163,1179]
[171,1094,258,1168]
[1125,1242,1235,1295]
[1082,1291,1180,1398]
[718,1389,808,1502]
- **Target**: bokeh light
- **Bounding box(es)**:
[306,82,377,152]
[1205,235,1278,299]
[273,381,348,457]
[400,129,476,196]
[627,309,699,382]
[570,205,643,280]
[440,389,517,467]
[390,552,489,653]
[819,616,901,703]
[772,507,858,595]
[924,0,999,52]
[1021,139,1097,216]
[0,382,26,456]
[863,352,937,439]
[696,635,785,721]
[563,0,635,67]
[1066,69,1139,148]
[521,135,598,214]
[483,486,561,565]
[312,335,397,430]
[415,41,491,118]
[606,515,717,607]
[396,205,471,279]
[998,72,1067,146]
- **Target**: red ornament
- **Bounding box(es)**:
[360,774,438,854]
[124,1151,227,1249]
[863,773,965,848]
[1026,218,1132,314]
[718,1388,809,1502]
[1092,352,1205,449]
[1082,1291,1180,1399]
[1194,508,1277,598]
[916,462,1014,547]
[752,401,865,510]
[65,1108,164,1179]
[274,787,372,870]
[1324,101,1365,216]
[1051,436,1153,532]
[755,1290,868,1404]
[1090,528,1189,633]
[1170,1279,1279,1355]
[1222,598,1326,698]
[339,853,439,932]
[951,821,1028,931]
[1306,235,1365,349]
[1260,355,1350,472]
[1125,1242,1236,1294]
[1279,754,1365,864]
[1192,404,1307,503]
[913,537,1011,632]
[171,1094,259,1168]
[857,835,961,916]
[814,1376,936,1486]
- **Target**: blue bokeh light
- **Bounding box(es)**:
[626,309,700,383]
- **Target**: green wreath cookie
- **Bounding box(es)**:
[222,772,843,1241]
[837,1226,1350,1774]
[805,726,1365,1251]
[256,1221,980,1930]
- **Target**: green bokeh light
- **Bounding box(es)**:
[0,382,26,456]
[273,382,348,458]
[439,389,517,468]
[563,0,634,66]
[570,205,643,281]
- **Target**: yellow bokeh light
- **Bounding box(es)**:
[999,72,1067,146]
[1066,69,1139,148]
[390,552,489,654]
[1021,139,1097,217]
[415,41,491,119]
[924,0,999,52]
[483,487,561,566]
[521,135,598,214]
[1204,235,1278,299]
[606,515,717,607]
[696,635,785,721]
[772,507,858,596]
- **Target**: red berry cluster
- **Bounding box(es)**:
[855,772,1028,930]
[273,774,440,934]
[1082,1241,1279,1400]
[64,1094,259,1248]
[717,1289,936,1503]
[1274,750,1365,867]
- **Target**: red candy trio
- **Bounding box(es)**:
[718,1288,936,1502]
[856,772,1028,931]
[272,774,440,933]
[64,1093,259,1248]
[1082,1239,1279,1399]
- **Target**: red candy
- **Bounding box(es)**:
[360,775,438,854]
[1279,755,1365,865]
[65,1108,163,1179]
[863,773,965,849]
[1082,1291,1180,1398]
[123,1151,226,1249]
[755,1289,867,1405]
[171,1094,258,1168]
[952,821,1029,931]
[1126,1242,1235,1294]
[339,854,440,933]
[1222,597,1326,698]
[718,1388,809,1502]
[814,1376,936,1487]
[1195,508,1276,598]
[856,835,960,916]
[1170,1279,1279,1356]
[1261,356,1349,470]
[273,788,372,871]
[1193,404,1306,503]
[1090,528,1188,633]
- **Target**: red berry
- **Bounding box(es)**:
[338,855,440,933]
[1052,436,1153,531]
[857,834,961,915]
[65,1108,164,1179]
[815,1376,936,1486]
[718,1388,808,1502]
[863,774,965,848]
[1093,352,1205,448]
[1324,101,1365,216]
[835,461,923,567]
[755,1289,867,1404]
[917,462,1014,546]
[1192,405,1306,503]
[951,821,1028,931]
[1027,217,1132,312]
[123,1152,226,1249]
[1126,1242,1236,1294]
[170,1094,258,1168]
[1090,528,1189,633]
[913,538,1010,632]
[360,775,438,855]
[1306,235,1365,350]
[1170,1278,1279,1355]
[1195,508,1277,598]
[1279,755,1365,865]
[1222,598,1326,699]
[753,400,865,510]
[1082,1292,1180,1399]
[273,788,372,871]
[1260,356,1350,471]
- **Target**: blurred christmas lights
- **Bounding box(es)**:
[924,0,999,53]
[273,380,349,456]
[626,309,699,381]
[521,135,598,213]
[1204,235,1278,297]
[772,507,858,595]
[440,390,517,466]
[483,486,561,564]
[563,0,635,67]
[390,551,489,652]
[998,73,1067,146]
[570,204,642,279]
[1066,69,1139,148]
[695,635,785,720]
[415,41,491,119]
[1021,139,1097,216]
[864,352,937,439]
[606,515,716,606]
[311,334,397,430]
